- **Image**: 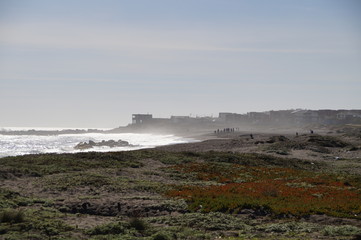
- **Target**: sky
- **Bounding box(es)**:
[0,0,360,128]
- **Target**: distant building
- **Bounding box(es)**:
[317,110,339,124]
[291,110,319,124]
[218,112,246,123]
[171,116,191,124]
[130,109,361,128]
[337,111,361,123]
[132,114,153,124]
[248,111,270,124]
[269,110,293,124]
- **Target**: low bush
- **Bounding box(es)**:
[129,217,148,231]
[0,151,145,177]
[323,225,361,236]
[153,233,170,240]
[147,212,249,231]
[41,172,113,191]
[87,221,127,235]
[0,209,24,223]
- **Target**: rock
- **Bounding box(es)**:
[74,142,92,149]
[239,209,255,215]
[74,139,131,149]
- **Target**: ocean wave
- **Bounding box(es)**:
[0,132,196,157]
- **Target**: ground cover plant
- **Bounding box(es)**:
[166,162,361,218]
[1,145,361,239]
[0,151,145,178]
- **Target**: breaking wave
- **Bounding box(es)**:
[0,129,196,158]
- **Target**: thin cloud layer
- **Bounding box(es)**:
[0,0,360,127]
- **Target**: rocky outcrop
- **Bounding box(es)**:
[57,199,188,217]
[74,140,131,149]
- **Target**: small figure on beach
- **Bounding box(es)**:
[310,129,314,134]
[250,134,254,139]
[296,132,299,137]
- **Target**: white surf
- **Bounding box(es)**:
[0,128,196,158]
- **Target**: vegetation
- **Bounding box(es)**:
[0,207,74,239]
[1,146,360,239]
[0,151,144,178]
[0,209,24,224]
[261,134,353,155]
[166,162,361,218]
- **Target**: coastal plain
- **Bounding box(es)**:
[1,126,361,239]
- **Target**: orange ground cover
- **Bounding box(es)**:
[166,163,361,218]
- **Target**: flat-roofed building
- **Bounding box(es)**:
[132,114,153,124]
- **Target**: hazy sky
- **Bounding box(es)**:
[1,0,360,128]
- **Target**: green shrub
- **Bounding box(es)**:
[87,221,127,235]
[148,212,249,231]
[0,209,25,223]
[129,218,147,231]
[0,188,39,208]
[41,172,113,191]
[153,233,170,240]
[0,151,145,177]
[256,222,317,234]
[323,225,361,236]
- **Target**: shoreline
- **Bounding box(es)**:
[0,132,198,158]
[0,126,361,239]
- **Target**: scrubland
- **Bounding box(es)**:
[1,129,361,239]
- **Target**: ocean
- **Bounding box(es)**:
[0,127,196,158]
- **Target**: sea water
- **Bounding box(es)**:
[0,127,196,158]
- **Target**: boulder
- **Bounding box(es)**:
[74,139,131,149]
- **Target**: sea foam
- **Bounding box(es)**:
[0,130,195,157]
